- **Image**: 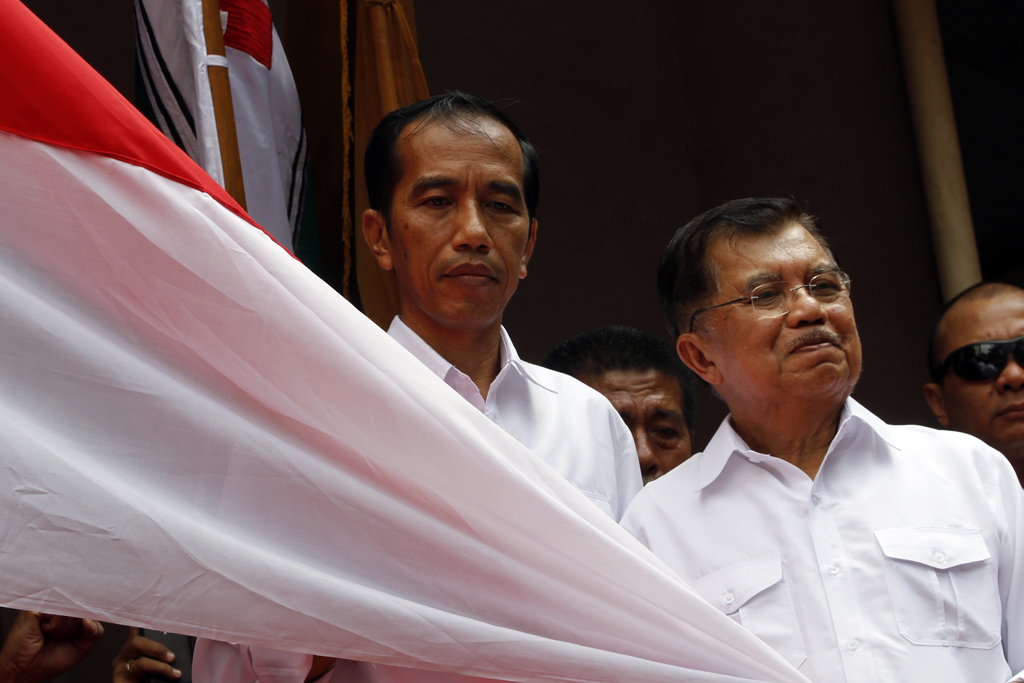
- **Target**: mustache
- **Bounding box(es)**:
[788,329,843,352]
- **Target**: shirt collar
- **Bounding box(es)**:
[496,326,557,393]
[837,396,899,451]
[386,317,556,394]
[387,316,458,382]
[694,396,899,492]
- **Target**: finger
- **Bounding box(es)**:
[7,611,44,648]
[113,627,141,667]
[123,635,177,664]
[11,610,42,632]
[82,619,105,641]
[39,614,82,640]
[132,655,182,680]
[72,620,105,655]
[112,657,136,683]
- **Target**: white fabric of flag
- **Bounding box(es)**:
[0,3,808,682]
[135,0,308,252]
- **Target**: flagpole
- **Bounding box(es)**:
[367,0,400,114]
[893,0,980,301]
[201,0,248,210]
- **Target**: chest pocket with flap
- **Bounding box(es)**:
[691,553,806,669]
[874,526,1000,648]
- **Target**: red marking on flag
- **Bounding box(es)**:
[222,0,273,70]
[0,0,256,230]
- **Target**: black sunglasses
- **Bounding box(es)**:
[934,334,1024,382]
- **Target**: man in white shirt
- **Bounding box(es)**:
[924,282,1024,483]
[195,93,641,683]
[359,92,640,518]
[621,197,1024,682]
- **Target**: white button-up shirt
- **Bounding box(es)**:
[388,317,642,520]
[621,398,1024,682]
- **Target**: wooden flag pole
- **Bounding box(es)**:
[201,0,247,210]
[356,0,429,329]
[893,0,980,301]
[389,1,428,101]
[367,0,400,114]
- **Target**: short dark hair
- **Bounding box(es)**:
[657,197,833,338]
[364,92,539,223]
[542,326,697,433]
[927,281,1024,381]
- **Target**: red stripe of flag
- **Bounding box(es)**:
[222,0,273,69]
[0,0,255,229]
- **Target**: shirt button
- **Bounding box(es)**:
[933,551,946,564]
[829,564,840,575]
[723,592,735,606]
[846,638,860,650]
[811,495,821,506]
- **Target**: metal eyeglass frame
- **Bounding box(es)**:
[688,270,852,333]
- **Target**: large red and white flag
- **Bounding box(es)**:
[0,3,807,682]
[135,0,308,252]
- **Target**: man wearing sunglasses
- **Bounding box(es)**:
[925,282,1024,483]
[621,198,1024,682]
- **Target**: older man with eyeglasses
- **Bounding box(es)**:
[621,198,1024,682]
[925,282,1024,483]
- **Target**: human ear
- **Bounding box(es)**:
[923,382,950,426]
[519,218,538,279]
[362,209,394,271]
[676,333,722,386]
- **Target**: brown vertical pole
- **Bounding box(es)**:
[355,0,428,328]
[201,0,247,210]
[893,0,980,301]
[390,2,428,101]
[367,1,400,114]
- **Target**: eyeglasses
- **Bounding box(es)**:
[934,334,1024,382]
[688,270,852,333]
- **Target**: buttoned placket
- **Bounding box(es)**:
[807,442,876,682]
[481,364,514,431]
[439,330,517,421]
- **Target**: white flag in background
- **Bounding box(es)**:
[135,0,308,251]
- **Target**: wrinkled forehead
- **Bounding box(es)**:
[707,224,837,292]
[590,368,686,412]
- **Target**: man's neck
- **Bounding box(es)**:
[400,315,504,400]
[728,398,846,480]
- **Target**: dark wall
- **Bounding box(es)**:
[415,0,942,442]
[23,1,136,99]
[936,0,1024,287]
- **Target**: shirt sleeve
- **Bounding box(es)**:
[609,410,643,521]
[994,450,1024,676]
